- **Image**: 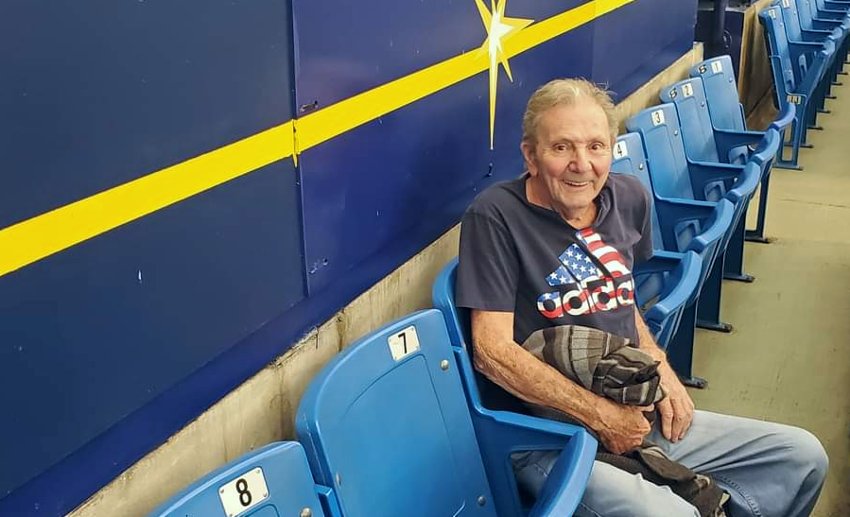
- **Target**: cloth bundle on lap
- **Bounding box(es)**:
[522,325,729,517]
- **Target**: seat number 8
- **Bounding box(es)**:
[219,467,269,516]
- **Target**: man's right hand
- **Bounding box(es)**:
[593,398,653,454]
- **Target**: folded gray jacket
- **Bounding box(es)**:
[521,325,729,517]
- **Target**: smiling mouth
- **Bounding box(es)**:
[562,180,590,187]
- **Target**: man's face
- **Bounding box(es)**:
[522,101,613,218]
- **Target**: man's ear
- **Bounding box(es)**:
[521,141,537,176]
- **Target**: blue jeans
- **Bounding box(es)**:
[514,410,828,517]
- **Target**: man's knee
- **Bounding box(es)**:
[781,426,829,485]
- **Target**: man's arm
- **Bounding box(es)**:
[472,309,652,454]
[634,310,695,442]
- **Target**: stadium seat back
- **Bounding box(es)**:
[150,442,334,517]
[296,310,496,517]
[610,133,664,252]
[690,56,747,132]
[625,104,694,200]
[660,77,721,163]
[761,6,799,101]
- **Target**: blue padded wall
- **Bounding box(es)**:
[0,1,302,514]
[295,0,595,295]
[592,0,699,99]
[0,1,698,514]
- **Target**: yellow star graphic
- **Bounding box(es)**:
[475,0,533,149]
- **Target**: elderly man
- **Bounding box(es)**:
[456,78,827,517]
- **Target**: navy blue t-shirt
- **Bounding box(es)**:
[456,173,653,345]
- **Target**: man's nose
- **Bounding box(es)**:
[567,148,592,173]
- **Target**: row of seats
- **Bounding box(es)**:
[613,56,792,388]
[149,55,796,516]
[152,311,597,516]
[760,0,850,169]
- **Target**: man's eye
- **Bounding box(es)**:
[590,143,607,152]
[553,144,568,153]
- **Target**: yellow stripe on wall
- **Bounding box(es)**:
[295,0,633,153]
[0,122,294,276]
[0,0,631,278]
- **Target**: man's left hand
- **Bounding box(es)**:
[657,365,695,443]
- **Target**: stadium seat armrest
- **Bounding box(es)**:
[480,406,592,444]
[788,39,835,55]
[642,252,702,324]
[769,103,796,132]
[317,485,343,517]
[713,129,763,159]
[810,17,843,30]
[686,161,743,199]
[800,26,835,40]
[813,8,847,20]
[529,431,597,517]
[634,252,682,273]
[653,197,716,223]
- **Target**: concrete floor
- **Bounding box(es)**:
[688,83,850,517]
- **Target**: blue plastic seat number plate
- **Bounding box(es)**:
[218,467,269,517]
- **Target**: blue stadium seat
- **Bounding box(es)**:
[611,132,734,388]
[777,0,843,118]
[432,251,699,387]
[633,251,703,349]
[150,441,340,517]
[809,0,850,21]
[690,56,796,243]
[296,309,596,517]
[660,76,768,283]
[798,0,850,41]
[431,261,600,515]
[796,0,849,58]
[660,76,763,165]
[626,104,746,337]
[804,0,850,71]
[781,0,846,66]
[690,56,752,133]
[761,4,836,169]
[817,0,850,13]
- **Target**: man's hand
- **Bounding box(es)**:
[656,365,695,443]
[594,398,654,454]
[633,310,695,443]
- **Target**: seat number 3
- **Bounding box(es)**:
[651,109,665,126]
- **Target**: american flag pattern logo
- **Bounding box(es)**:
[577,228,630,277]
[537,229,634,319]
